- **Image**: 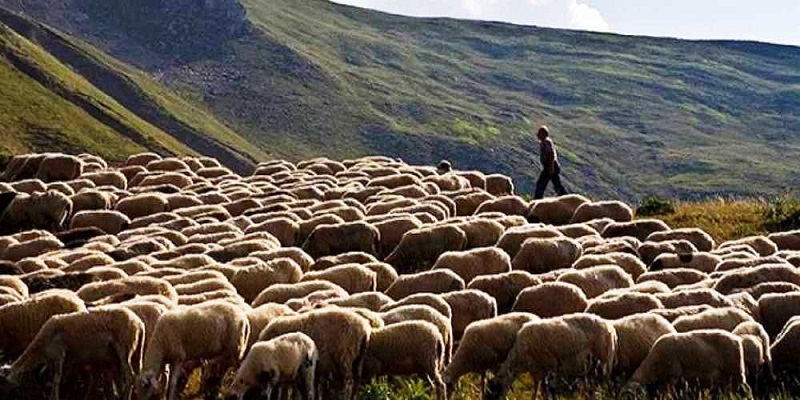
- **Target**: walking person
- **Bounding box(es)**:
[534,125,568,199]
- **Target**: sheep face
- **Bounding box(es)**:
[229,367,278,400]
[135,370,166,400]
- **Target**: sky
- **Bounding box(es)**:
[330,0,800,47]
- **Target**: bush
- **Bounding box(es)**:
[763,193,800,232]
[636,196,676,217]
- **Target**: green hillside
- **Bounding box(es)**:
[0,0,798,199]
[0,9,264,171]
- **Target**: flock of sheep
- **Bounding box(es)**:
[0,152,799,400]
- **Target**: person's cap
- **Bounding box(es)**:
[438,160,451,170]
[537,125,550,136]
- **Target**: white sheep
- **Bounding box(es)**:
[258,308,371,399]
[2,307,144,400]
[361,321,446,400]
[229,332,318,400]
[486,313,617,400]
[626,330,749,394]
[444,312,538,394]
[136,301,250,400]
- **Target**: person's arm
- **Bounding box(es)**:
[542,141,556,174]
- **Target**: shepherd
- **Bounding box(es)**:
[534,125,568,199]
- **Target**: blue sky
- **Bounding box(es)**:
[331,0,800,47]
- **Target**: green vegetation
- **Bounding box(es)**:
[0,0,797,198]
[764,192,800,232]
[636,196,676,217]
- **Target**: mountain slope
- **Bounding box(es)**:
[1,0,798,199]
[0,8,265,172]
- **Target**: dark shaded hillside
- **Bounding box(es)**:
[1,0,799,199]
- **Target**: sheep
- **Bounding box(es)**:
[433,247,511,285]
[602,219,671,242]
[714,255,788,273]
[349,263,394,294]
[495,224,561,258]
[385,224,468,273]
[769,230,800,251]
[770,316,800,372]
[1,307,145,400]
[638,240,698,266]
[475,196,529,217]
[245,217,300,247]
[556,223,600,239]
[0,290,87,360]
[302,221,379,259]
[361,321,446,400]
[647,228,716,252]
[451,218,506,249]
[612,313,676,375]
[126,153,161,167]
[732,321,772,382]
[650,304,714,322]
[512,282,588,318]
[441,289,497,340]
[444,313,538,393]
[714,263,800,295]
[467,270,541,313]
[31,154,83,183]
[0,191,72,234]
[573,252,647,280]
[229,332,318,400]
[379,304,453,365]
[757,292,800,338]
[484,174,514,195]
[638,268,709,289]
[258,308,371,399]
[486,313,617,400]
[0,276,27,299]
[310,252,379,272]
[586,292,663,320]
[69,210,131,235]
[557,265,633,298]
[453,192,495,216]
[527,194,591,225]
[372,216,424,258]
[250,248,314,272]
[82,170,127,189]
[326,292,394,312]
[380,293,453,320]
[230,258,303,303]
[511,236,583,274]
[0,237,64,262]
[205,239,278,263]
[738,281,800,300]
[301,264,377,294]
[650,252,721,273]
[626,330,749,395]
[252,281,349,307]
[673,307,754,333]
[657,288,734,309]
[173,278,236,297]
[570,200,634,223]
[719,236,778,257]
[76,276,177,304]
[384,270,465,300]
[137,301,250,400]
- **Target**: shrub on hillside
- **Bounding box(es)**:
[764,193,800,232]
[636,196,676,217]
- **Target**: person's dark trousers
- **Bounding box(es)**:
[534,164,568,199]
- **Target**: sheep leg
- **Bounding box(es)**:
[167,364,184,400]
[299,366,315,400]
[50,349,65,400]
[113,342,135,400]
[481,372,486,397]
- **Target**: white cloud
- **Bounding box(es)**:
[567,0,611,32]
[331,0,611,33]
